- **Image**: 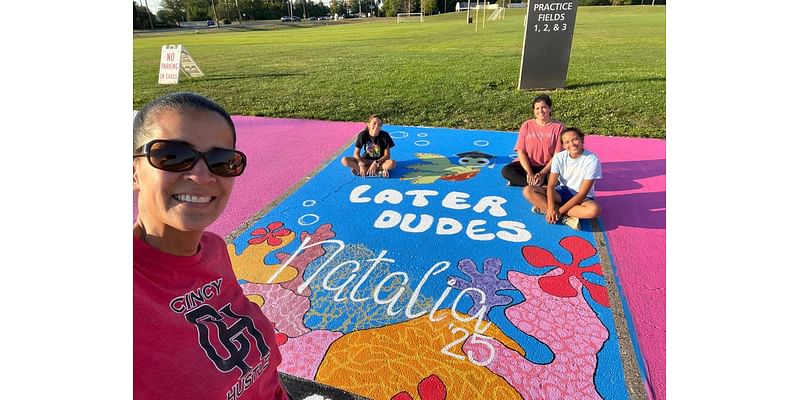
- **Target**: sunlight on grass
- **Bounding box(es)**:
[134,6,665,138]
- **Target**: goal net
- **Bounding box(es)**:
[396,12,423,23]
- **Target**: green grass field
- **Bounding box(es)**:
[133,6,665,138]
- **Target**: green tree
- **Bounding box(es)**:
[133,1,156,29]
[311,1,331,16]
[160,0,188,23]
[347,0,359,15]
[185,0,211,20]
[381,0,400,16]
[421,0,436,14]
[329,0,345,16]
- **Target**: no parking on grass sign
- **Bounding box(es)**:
[158,45,204,84]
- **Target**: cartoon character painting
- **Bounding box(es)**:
[402,151,496,184]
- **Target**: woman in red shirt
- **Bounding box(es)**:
[133,92,290,400]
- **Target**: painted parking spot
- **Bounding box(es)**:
[227,125,635,399]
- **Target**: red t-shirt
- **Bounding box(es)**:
[513,119,564,167]
[134,232,289,400]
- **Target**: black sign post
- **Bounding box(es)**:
[518,0,579,90]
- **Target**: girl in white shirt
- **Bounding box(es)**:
[523,127,602,230]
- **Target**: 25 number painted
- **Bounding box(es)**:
[440,326,496,367]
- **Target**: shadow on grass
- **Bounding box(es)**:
[201,73,308,81]
[566,77,665,90]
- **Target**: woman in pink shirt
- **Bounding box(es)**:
[501,94,564,187]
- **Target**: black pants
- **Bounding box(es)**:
[501,162,548,187]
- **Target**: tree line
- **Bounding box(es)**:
[140,0,347,26]
[135,0,665,29]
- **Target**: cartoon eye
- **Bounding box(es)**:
[476,159,489,165]
[458,158,471,165]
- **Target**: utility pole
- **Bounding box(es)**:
[211,0,220,28]
[303,0,308,18]
[142,0,154,29]
[235,0,243,23]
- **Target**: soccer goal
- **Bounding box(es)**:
[396,12,423,23]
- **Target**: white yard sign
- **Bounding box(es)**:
[158,45,204,85]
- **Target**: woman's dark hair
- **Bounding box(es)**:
[367,114,383,124]
[531,94,553,109]
[561,127,585,141]
[133,92,237,152]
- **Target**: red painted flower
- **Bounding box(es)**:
[521,236,610,307]
[248,222,292,246]
[391,374,447,400]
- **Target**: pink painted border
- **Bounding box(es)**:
[586,135,666,400]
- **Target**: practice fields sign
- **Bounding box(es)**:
[158,45,204,84]
[519,0,579,89]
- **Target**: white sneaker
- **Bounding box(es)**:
[560,215,580,230]
[531,206,545,215]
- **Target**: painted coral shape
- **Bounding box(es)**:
[448,257,515,316]
[275,223,336,296]
[241,282,311,337]
[316,309,523,399]
[391,374,447,400]
[277,329,343,380]
[462,270,609,400]
[248,221,292,246]
[227,221,299,284]
[521,236,610,307]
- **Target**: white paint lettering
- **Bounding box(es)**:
[496,220,533,242]
[435,217,462,235]
[399,213,435,233]
[466,220,495,241]
[442,191,471,210]
[405,189,439,207]
[374,210,402,228]
[349,184,372,203]
[472,196,508,217]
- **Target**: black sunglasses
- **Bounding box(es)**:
[134,139,247,177]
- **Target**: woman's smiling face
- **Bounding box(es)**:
[133,108,237,236]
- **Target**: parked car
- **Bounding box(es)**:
[319,15,330,20]
[309,16,318,21]
[207,19,215,26]
[291,16,301,21]
[280,16,291,22]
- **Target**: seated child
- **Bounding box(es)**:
[341,114,396,178]
[523,127,602,230]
